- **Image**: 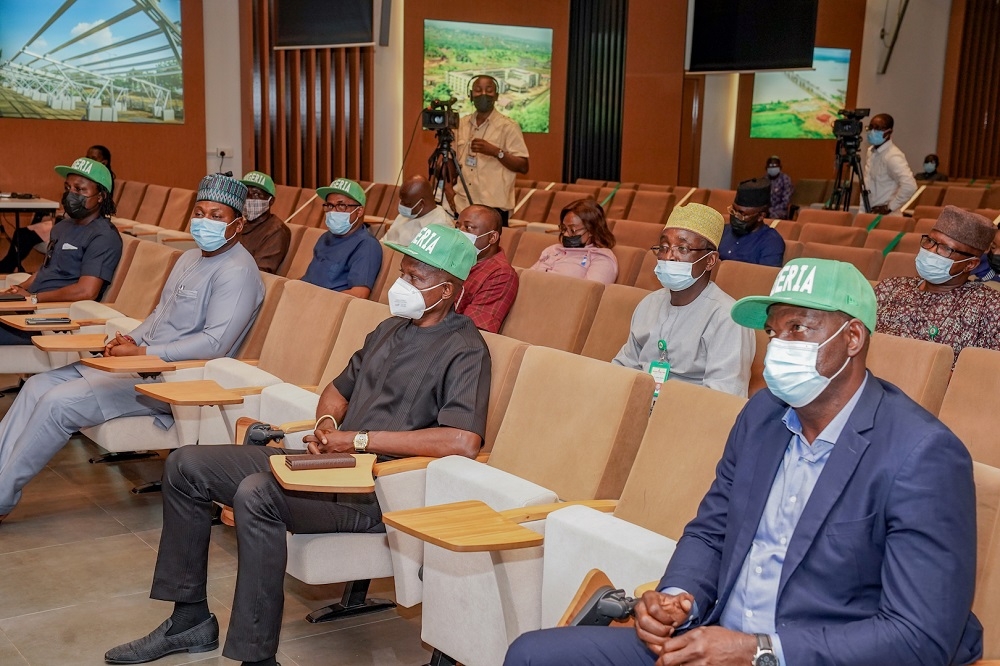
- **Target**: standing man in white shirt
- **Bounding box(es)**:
[382,175,455,246]
[446,74,530,226]
[863,113,917,214]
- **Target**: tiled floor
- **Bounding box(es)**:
[0,381,430,666]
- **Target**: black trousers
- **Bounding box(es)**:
[495,208,510,227]
[151,445,383,662]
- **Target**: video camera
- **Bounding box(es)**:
[832,108,870,140]
[422,97,459,131]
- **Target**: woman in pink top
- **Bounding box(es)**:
[530,199,619,284]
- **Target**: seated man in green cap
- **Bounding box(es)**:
[0,173,265,524]
[302,177,383,297]
[237,170,291,273]
[875,205,1000,366]
[0,157,123,345]
[507,257,980,666]
[614,203,754,397]
[107,223,491,666]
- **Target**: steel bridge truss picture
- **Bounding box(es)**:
[0,0,183,123]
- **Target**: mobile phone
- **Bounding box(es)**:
[25,317,72,325]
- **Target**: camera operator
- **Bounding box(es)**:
[446,75,529,226]
[864,113,916,215]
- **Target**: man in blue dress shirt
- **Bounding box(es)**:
[505,258,981,666]
[719,178,785,267]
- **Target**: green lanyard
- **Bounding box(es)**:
[648,339,670,399]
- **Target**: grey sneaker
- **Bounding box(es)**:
[104,614,219,664]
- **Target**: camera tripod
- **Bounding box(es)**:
[427,128,473,208]
[828,139,872,213]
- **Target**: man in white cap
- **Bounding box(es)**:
[613,203,754,397]
[0,173,264,524]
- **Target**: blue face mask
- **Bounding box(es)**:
[924,162,936,174]
[915,247,969,284]
[766,166,781,178]
[189,217,237,252]
[325,211,356,235]
[867,129,886,146]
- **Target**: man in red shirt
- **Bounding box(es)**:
[455,205,519,333]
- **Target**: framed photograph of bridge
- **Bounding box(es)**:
[423,19,553,134]
[749,47,851,140]
[0,0,183,123]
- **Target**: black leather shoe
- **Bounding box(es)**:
[104,614,219,664]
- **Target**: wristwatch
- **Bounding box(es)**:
[496,149,505,160]
[353,430,369,453]
[30,294,38,305]
[752,634,778,666]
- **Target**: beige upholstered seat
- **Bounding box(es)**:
[115,181,147,219]
[864,230,922,254]
[601,188,634,219]
[611,218,663,250]
[876,251,918,281]
[798,223,867,247]
[704,188,736,216]
[543,191,595,225]
[972,461,1000,659]
[851,213,915,232]
[941,186,985,209]
[610,244,645,285]
[580,283,649,362]
[772,220,801,240]
[939,347,1000,467]
[271,184,302,221]
[157,188,197,231]
[509,231,558,269]
[500,269,603,353]
[867,332,953,415]
[233,272,288,361]
[280,227,325,279]
[625,191,675,225]
[801,242,883,280]
[795,209,853,226]
[133,184,170,226]
[714,260,780,301]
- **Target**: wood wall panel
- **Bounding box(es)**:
[251,0,374,188]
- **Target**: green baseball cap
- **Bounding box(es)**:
[239,170,275,197]
[730,258,878,331]
[54,157,113,192]
[317,177,366,207]
[385,223,477,280]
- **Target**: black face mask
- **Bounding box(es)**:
[561,234,586,249]
[729,215,758,237]
[472,95,495,114]
[62,191,95,219]
[988,252,1000,273]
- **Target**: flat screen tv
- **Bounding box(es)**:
[275,0,375,49]
[686,0,818,73]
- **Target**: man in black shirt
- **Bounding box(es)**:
[0,157,122,345]
[107,223,490,666]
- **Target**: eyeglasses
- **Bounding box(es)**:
[727,206,762,222]
[920,235,978,259]
[651,244,712,260]
[322,202,362,212]
[559,227,586,236]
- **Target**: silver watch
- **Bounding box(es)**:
[497,149,505,160]
[752,634,778,666]
[30,294,38,305]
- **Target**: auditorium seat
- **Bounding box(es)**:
[790,179,832,207]
[912,205,945,221]
[500,270,603,353]
[714,260,780,301]
[972,462,1000,660]
[876,251,919,281]
[771,220,801,241]
[914,218,938,234]
[288,188,323,227]
[938,347,1000,468]
[981,187,1000,211]
[633,251,660,290]
[544,191,595,225]
[539,381,746,629]
[280,227,325,279]
[704,188,736,217]
[611,218,663,250]
[498,227,523,258]
[611,245,645,285]
[231,272,288,361]
[575,178,606,187]
[157,187,197,231]
[86,241,181,320]
[798,223,867,247]
[112,180,127,206]
[868,332,953,415]
[636,183,671,192]
[601,187,634,219]
[941,186,985,209]
[535,181,561,191]
[371,184,401,220]
[272,184,302,221]
[748,328,770,396]
[510,231,558,269]
[976,209,1000,221]
[516,179,536,189]
[133,184,170,226]
[512,189,554,223]
[626,191,675,225]
[783,240,804,263]
[796,209,852,227]
[801,242,883,280]
[102,234,141,304]
[851,213,915,232]
[671,185,695,203]
[580,283,649,362]
[275,223,307,276]
[912,185,945,208]
[415,347,654,666]
[562,184,600,197]
[368,243,398,304]
[864,230,922,254]
[115,181,148,220]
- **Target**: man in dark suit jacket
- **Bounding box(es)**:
[505,258,982,666]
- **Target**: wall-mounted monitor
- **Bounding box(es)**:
[0,0,183,123]
[686,0,818,73]
[423,19,554,134]
[274,0,376,49]
[750,47,851,139]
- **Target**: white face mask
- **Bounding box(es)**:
[762,320,851,408]
[398,200,423,219]
[387,277,446,319]
[460,230,493,255]
[915,248,968,285]
[653,253,712,291]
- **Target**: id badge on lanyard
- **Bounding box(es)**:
[647,339,670,400]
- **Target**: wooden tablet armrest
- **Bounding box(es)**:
[279,419,316,433]
[634,581,658,597]
[497,499,617,524]
[34,301,74,309]
[170,360,209,370]
[74,318,108,326]
[161,237,196,245]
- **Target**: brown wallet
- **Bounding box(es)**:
[284,453,357,471]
